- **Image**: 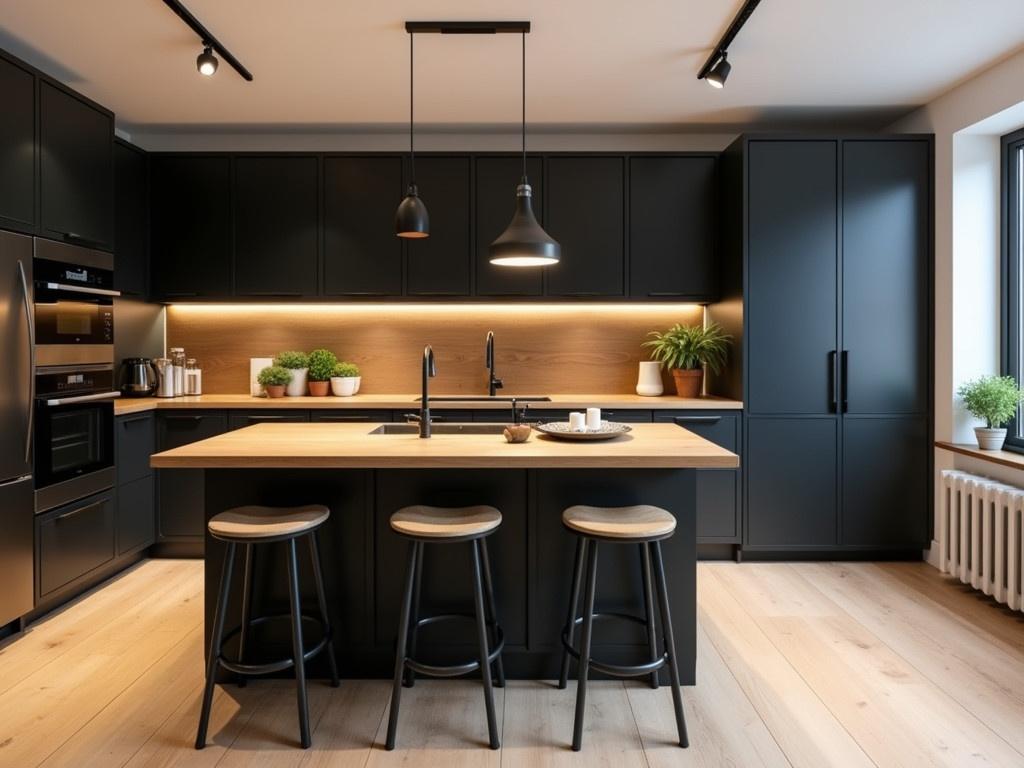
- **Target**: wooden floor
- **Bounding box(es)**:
[1,560,1022,768]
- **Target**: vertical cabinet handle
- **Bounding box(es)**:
[18,260,35,463]
[829,351,838,413]
[841,350,849,413]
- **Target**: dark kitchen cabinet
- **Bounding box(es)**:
[156,411,228,545]
[38,80,114,250]
[545,156,625,296]
[37,490,116,599]
[227,410,310,430]
[150,155,232,299]
[629,156,717,300]
[0,52,36,234]
[475,156,545,296]
[116,412,155,485]
[656,411,741,542]
[405,156,472,296]
[324,156,404,296]
[234,156,319,297]
[117,475,155,555]
[114,140,149,296]
[310,409,394,423]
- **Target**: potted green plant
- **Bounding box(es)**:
[306,349,338,397]
[274,350,309,397]
[256,365,292,399]
[643,322,731,398]
[957,375,1024,450]
[330,362,361,397]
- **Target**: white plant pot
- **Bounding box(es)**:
[636,361,664,397]
[975,427,1007,450]
[353,376,361,394]
[285,368,308,397]
[330,377,359,397]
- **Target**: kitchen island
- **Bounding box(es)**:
[151,422,738,684]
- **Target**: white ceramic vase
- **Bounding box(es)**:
[975,427,1007,450]
[285,368,308,397]
[636,361,664,397]
[330,376,359,397]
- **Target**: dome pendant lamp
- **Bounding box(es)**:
[489,31,560,267]
[395,32,429,238]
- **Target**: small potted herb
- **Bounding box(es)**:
[330,362,361,397]
[274,350,309,397]
[957,375,1024,450]
[643,322,731,398]
[257,365,292,399]
[306,349,338,397]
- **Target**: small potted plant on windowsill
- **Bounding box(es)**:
[330,362,361,397]
[257,365,292,399]
[307,349,338,397]
[274,350,310,397]
[957,375,1024,450]
[643,322,731,398]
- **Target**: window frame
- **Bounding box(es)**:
[1001,127,1024,452]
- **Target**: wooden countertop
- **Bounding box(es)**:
[116,393,742,416]
[150,422,740,470]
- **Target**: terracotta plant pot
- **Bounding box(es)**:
[308,380,330,397]
[265,384,286,398]
[671,368,703,398]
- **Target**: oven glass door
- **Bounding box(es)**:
[34,400,114,489]
[34,299,114,347]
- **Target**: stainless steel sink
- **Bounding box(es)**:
[368,423,509,436]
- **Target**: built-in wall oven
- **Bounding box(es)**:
[32,240,119,513]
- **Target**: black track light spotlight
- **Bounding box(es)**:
[196,45,218,76]
[704,52,730,89]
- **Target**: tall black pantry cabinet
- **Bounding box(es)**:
[712,136,932,552]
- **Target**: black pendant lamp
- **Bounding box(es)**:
[489,32,560,267]
[395,32,429,238]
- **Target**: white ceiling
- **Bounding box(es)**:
[1,0,1022,133]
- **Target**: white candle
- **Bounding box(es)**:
[586,407,602,431]
[569,412,586,432]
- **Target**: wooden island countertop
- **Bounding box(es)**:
[150,421,739,470]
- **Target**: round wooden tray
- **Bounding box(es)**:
[533,421,633,441]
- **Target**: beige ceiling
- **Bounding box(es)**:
[1,0,1022,133]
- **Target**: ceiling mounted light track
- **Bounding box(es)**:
[697,0,761,89]
[162,0,253,81]
[395,32,429,239]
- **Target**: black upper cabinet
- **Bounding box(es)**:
[114,140,149,296]
[0,53,36,234]
[545,156,625,297]
[150,155,232,299]
[234,156,319,297]
[39,80,114,250]
[475,156,545,296]
[406,156,472,296]
[324,156,403,296]
[630,156,717,300]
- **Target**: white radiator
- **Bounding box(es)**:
[939,470,1024,611]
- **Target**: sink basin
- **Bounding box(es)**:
[368,423,510,435]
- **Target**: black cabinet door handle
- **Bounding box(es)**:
[841,350,849,413]
[829,350,838,413]
[317,415,370,422]
[163,415,204,422]
[671,415,722,425]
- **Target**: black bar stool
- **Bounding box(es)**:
[195,504,340,750]
[557,504,689,751]
[385,505,505,751]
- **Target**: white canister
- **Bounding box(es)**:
[568,412,586,432]
[636,361,664,397]
[586,407,602,431]
[285,368,308,397]
[250,357,274,396]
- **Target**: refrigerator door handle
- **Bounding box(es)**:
[17,260,35,464]
[0,474,32,489]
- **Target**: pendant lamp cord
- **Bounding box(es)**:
[521,31,526,180]
[409,32,415,183]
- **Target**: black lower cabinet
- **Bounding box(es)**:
[117,475,155,555]
[227,410,310,430]
[36,490,116,600]
[310,409,394,423]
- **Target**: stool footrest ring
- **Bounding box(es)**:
[217,613,332,678]
[402,613,505,679]
[561,611,667,679]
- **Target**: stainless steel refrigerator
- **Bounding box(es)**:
[0,230,35,628]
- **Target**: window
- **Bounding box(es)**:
[1002,127,1024,451]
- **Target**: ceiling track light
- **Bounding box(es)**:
[395,31,429,239]
[697,0,761,89]
[162,0,253,81]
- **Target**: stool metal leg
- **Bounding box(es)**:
[471,540,501,749]
[196,542,236,750]
[403,540,424,688]
[309,531,340,688]
[386,540,420,750]
[651,541,689,748]
[641,543,659,690]
[478,538,506,688]
[558,536,586,690]
[571,539,599,752]
[285,538,312,749]
[236,543,253,688]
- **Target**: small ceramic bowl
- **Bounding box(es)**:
[503,424,532,443]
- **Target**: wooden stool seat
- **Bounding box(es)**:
[390,505,502,539]
[562,505,676,540]
[208,504,330,540]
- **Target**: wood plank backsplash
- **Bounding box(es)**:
[166,304,704,395]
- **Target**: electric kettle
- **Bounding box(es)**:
[119,357,160,397]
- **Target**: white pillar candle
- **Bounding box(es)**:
[569,412,586,432]
[586,407,602,431]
